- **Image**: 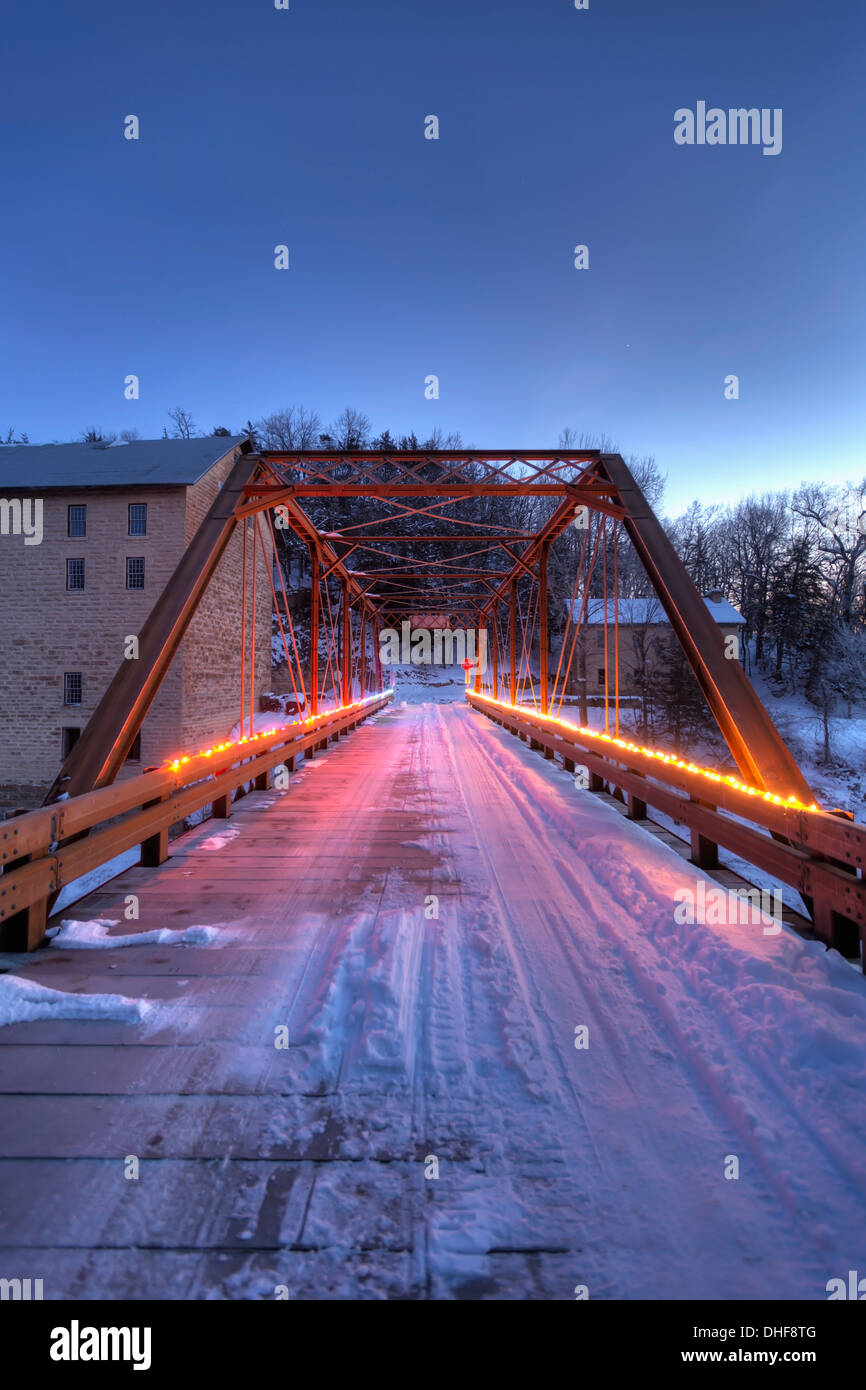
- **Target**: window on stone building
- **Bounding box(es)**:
[128,503,147,536]
[63,672,82,706]
[66,557,85,590]
[61,726,81,758]
[67,504,87,538]
[126,556,145,589]
[597,667,605,684]
[125,732,142,761]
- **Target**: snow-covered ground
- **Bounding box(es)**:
[0,699,863,1299]
[749,672,866,823]
[381,661,468,704]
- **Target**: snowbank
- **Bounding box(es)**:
[49,918,220,950]
[0,972,148,1029]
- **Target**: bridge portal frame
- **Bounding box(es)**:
[1,445,858,956]
[45,446,814,807]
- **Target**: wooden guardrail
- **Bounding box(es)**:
[467,691,866,967]
[0,691,393,950]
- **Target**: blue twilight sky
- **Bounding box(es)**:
[1,0,864,514]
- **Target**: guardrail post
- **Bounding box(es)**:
[810,828,861,954]
[529,729,553,760]
[141,794,170,866]
[23,895,48,950]
[1,834,48,956]
[1,810,50,949]
[811,899,860,956]
[627,772,647,820]
[689,799,718,868]
[2,895,48,952]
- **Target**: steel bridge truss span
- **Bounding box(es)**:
[20,445,854,957]
[244,452,809,797]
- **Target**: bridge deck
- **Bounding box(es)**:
[0,701,864,1299]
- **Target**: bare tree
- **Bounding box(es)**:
[323,407,372,451]
[628,454,665,510]
[793,481,866,627]
[808,625,866,763]
[167,407,196,439]
[256,406,321,450]
[667,501,723,595]
[725,494,788,663]
[558,427,617,454]
[422,426,463,450]
[119,428,140,443]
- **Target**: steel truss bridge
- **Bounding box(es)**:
[2,447,864,965]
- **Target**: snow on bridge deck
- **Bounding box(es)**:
[0,701,864,1300]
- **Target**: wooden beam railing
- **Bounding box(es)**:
[467,691,866,966]
[0,692,393,950]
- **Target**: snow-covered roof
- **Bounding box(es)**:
[571,595,745,625]
[0,436,248,488]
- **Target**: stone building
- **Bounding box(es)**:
[0,436,272,808]
[567,591,746,699]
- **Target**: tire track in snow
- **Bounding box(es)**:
[433,705,609,1178]
[555,835,866,1211]
[454,741,645,1090]
[459,715,803,1168]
